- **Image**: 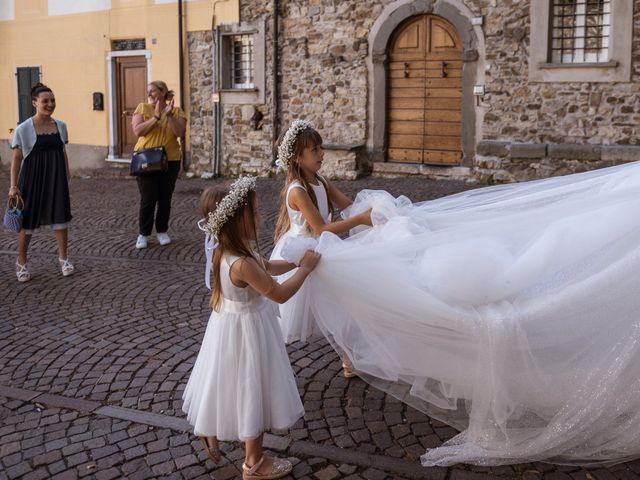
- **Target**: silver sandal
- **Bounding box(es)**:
[16,262,31,283]
[59,258,75,277]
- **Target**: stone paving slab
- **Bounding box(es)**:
[1,386,442,479]
[2,170,640,479]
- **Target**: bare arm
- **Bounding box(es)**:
[289,187,372,236]
[254,254,297,276]
[326,180,353,210]
[264,258,297,276]
[166,114,186,138]
[132,113,161,137]
[8,148,23,197]
[232,251,321,304]
[164,99,187,137]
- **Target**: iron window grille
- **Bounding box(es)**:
[112,38,146,51]
[231,34,254,89]
[550,0,611,63]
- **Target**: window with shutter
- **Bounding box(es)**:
[16,67,40,123]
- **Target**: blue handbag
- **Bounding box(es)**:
[4,195,23,232]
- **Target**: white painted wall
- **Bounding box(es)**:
[48,0,111,17]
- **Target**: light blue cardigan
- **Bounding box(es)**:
[11,117,69,159]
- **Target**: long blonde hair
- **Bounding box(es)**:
[200,186,259,311]
[274,126,333,241]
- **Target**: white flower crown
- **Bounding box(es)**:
[275,119,314,169]
[201,176,257,237]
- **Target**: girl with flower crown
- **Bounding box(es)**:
[182,177,320,480]
[271,120,372,377]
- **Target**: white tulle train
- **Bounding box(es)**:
[280,161,640,467]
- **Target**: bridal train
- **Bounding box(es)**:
[280,161,640,466]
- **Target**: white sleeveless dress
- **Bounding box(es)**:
[270,179,331,343]
[182,254,304,441]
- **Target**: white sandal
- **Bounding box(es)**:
[15,262,31,283]
[59,258,75,277]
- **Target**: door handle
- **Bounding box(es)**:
[404,62,410,78]
[441,61,448,78]
[121,110,132,117]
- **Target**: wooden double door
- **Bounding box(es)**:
[387,15,463,165]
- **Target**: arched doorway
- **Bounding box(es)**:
[387,15,463,165]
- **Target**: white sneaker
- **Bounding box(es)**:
[135,235,148,249]
[157,233,171,246]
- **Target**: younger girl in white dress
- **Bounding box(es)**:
[270,120,371,376]
[182,177,321,480]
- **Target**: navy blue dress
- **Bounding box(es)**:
[18,132,72,230]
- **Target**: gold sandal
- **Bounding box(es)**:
[200,436,221,464]
[342,362,358,379]
[242,455,292,480]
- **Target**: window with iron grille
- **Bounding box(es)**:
[231,34,254,89]
[550,0,611,63]
[218,22,265,103]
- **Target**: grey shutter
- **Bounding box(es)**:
[17,67,39,123]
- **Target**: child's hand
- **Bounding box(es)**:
[358,208,373,226]
[299,250,321,272]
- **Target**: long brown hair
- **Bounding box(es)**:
[274,126,333,241]
[200,186,259,311]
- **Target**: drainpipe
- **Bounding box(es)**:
[213,26,222,177]
[272,0,279,164]
[178,0,187,171]
[210,0,232,177]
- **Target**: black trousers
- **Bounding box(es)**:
[136,161,180,236]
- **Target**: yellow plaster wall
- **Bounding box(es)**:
[0,0,238,147]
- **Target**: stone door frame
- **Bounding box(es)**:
[367,0,485,167]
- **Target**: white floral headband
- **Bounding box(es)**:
[275,119,314,170]
[197,175,257,289]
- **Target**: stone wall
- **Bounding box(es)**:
[215,0,640,182]
[480,2,640,148]
[277,2,373,144]
[222,0,382,177]
[475,140,639,183]
[187,30,214,174]
[218,2,275,176]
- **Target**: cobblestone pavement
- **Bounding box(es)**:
[2,168,640,479]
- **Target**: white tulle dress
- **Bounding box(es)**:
[270,179,331,343]
[279,161,640,467]
[182,254,304,441]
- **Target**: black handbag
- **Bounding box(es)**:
[130,147,168,176]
